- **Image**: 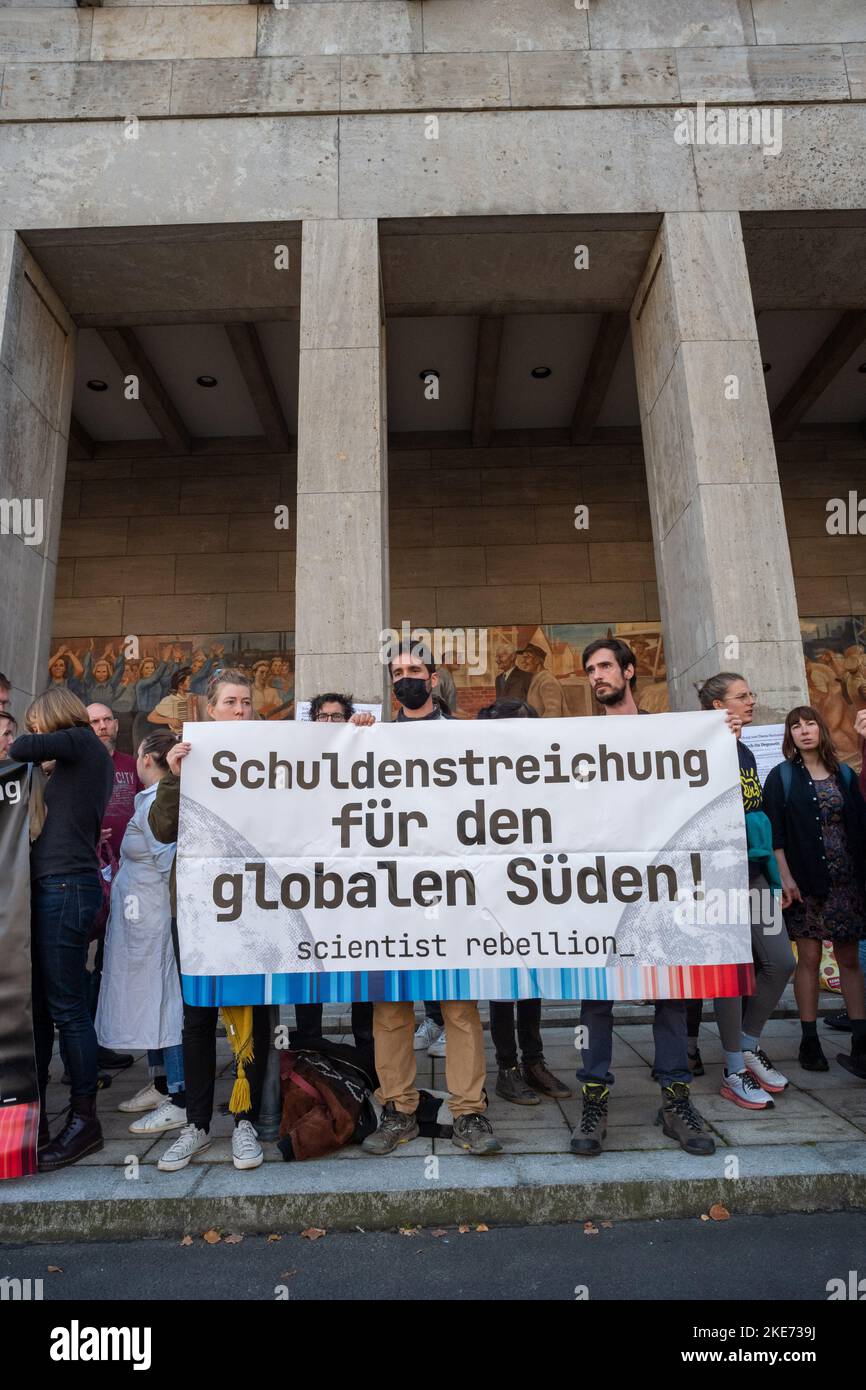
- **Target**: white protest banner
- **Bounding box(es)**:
[176,711,754,1007]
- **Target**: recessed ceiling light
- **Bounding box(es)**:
[196,375,218,388]
[86,379,108,392]
[762,362,772,373]
[531,366,552,379]
[419,368,439,380]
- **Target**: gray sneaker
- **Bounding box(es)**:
[361,1103,420,1155]
[451,1113,502,1155]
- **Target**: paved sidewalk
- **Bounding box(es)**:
[2,1008,864,1242]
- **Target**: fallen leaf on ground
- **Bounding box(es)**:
[300,1228,326,1241]
[601,1221,613,1229]
[47,1265,63,1273]
[700,1214,710,1222]
[202,1229,221,1245]
[458,1224,470,1234]
[267,1234,282,1243]
[583,1221,599,1236]
[280,1270,297,1279]
[709,1204,731,1222]
[475,1224,489,1233]
[224,1233,243,1245]
[180,1237,193,1247]
[430,1229,447,1238]
[398,1226,420,1236]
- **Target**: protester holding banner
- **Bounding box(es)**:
[690,674,794,1109]
[764,705,866,1079]
[9,688,114,1171]
[148,668,271,1172]
[96,729,187,1136]
[477,698,572,1105]
[292,693,375,1052]
[362,646,502,1156]
[572,639,715,1158]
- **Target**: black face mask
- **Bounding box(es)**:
[394,677,431,710]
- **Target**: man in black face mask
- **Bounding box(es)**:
[362,645,501,1157]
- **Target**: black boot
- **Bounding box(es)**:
[799,1034,829,1072]
[97,1047,134,1071]
[837,1034,866,1080]
[38,1095,103,1173]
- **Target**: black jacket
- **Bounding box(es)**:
[9,726,114,881]
[763,756,866,899]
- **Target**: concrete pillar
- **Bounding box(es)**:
[0,233,76,714]
[630,211,807,722]
[294,219,389,711]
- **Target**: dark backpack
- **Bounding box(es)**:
[779,759,854,802]
[277,1041,379,1161]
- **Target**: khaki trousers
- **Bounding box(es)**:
[373,1000,486,1118]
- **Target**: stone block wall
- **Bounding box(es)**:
[53,440,866,653]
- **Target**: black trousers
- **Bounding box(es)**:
[489,999,544,1069]
[294,1001,374,1048]
[171,919,270,1130]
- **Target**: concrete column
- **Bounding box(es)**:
[295,219,389,710]
[0,233,76,714]
[630,211,807,722]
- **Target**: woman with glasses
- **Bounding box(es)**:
[688,673,795,1108]
[292,692,375,1049]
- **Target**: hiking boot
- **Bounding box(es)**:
[657,1083,715,1156]
[569,1083,608,1157]
[837,1034,866,1081]
[496,1066,540,1106]
[38,1096,103,1172]
[97,1047,134,1071]
[743,1047,788,1094]
[687,1047,705,1078]
[799,1035,829,1072]
[361,1103,419,1155]
[451,1113,502,1155]
[523,1057,572,1099]
[157,1123,210,1172]
[719,1069,774,1111]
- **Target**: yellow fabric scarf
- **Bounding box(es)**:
[220,1006,254,1115]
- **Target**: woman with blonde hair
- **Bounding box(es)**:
[10,687,114,1171]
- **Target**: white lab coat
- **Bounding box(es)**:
[95,782,182,1051]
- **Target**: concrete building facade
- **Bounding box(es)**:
[3,0,866,728]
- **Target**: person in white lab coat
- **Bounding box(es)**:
[96,728,187,1136]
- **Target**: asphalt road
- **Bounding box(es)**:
[2,1211,864,1302]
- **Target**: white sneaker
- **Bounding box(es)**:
[118,1082,163,1113]
[428,1033,447,1057]
[744,1047,789,1094]
[232,1119,263,1170]
[719,1069,774,1111]
[129,1100,187,1135]
[157,1123,211,1171]
[413,1017,444,1051]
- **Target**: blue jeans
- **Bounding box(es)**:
[577,998,691,1088]
[147,1046,185,1095]
[31,872,104,1100]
